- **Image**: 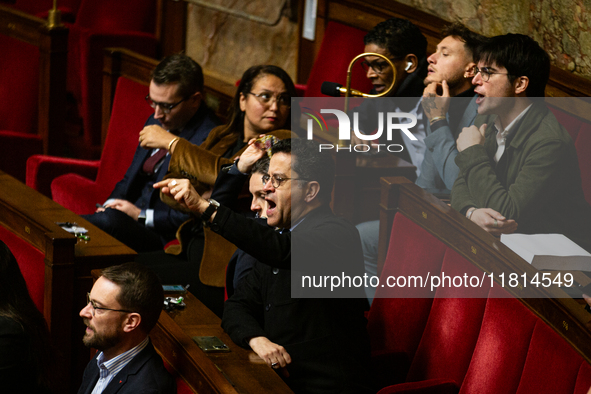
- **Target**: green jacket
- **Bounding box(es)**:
[451,101,591,252]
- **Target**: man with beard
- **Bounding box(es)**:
[78,263,175,394]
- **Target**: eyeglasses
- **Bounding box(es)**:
[86,293,133,316]
[262,174,309,188]
[248,92,291,109]
[472,66,512,82]
[145,95,187,114]
[360,57,399,75]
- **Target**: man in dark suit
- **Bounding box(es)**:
[156,139,372,393]
[83,54,219,252]
[78,263,175,394]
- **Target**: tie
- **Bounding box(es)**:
[142,149,168,176]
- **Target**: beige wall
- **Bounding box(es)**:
[185,2,298,86]
[397,0,591,79]
[185,0,591,83]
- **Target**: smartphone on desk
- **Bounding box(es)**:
[193,336,230,353]
[162,284,187,294]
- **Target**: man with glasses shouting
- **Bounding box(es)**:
[155,139,372,393]
[78,263,175,394]
[452,34,591,252]
[83,54,219,252]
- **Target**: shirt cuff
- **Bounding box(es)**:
[103,198,115,207]
[145,209,155,228]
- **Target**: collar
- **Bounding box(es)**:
[493,103,532,140]
[95,337,149,379]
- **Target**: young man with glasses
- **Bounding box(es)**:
[452,34,591,252]
[83,54,220,253]
[78,263,175,394]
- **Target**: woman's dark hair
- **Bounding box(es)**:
[225,65,298,138]
[0,241,52,390]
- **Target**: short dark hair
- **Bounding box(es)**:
[101,263,163,334]
[226,65,298,137]
[478,33,550,97]
[364,18,427,60]
[441,22,489,62]
[151,54,204,98]
[271,139,335,204]
[251,156,270,175]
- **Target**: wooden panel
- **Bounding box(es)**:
[152,292,294,393]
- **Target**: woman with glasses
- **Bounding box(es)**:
[135,65,296,317]
[0,240,52,393]
[164,64,297,197]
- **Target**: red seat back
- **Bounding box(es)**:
[0,34,39,134]
[0,226,45,312]
[406,249,488,387]
[304,21,373,99]
[549,105,591,205]
[95,77,153,190]
[75,0,156,33]
[367,213,447,385]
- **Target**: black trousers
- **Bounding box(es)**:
[82,208,164,253]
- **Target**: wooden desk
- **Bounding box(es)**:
[151,292,293,394]
[0,171,136,393]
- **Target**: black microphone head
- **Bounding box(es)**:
[320,81,343,97]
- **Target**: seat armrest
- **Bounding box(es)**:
[26,155,100,198]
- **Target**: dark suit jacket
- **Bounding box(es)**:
[218,205,373,394]
[78,340,175,394]
[108,104,219,242]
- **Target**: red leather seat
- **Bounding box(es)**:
[65,0,158,158]
[27,77,153,214]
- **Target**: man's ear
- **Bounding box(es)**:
[122,313,141,333]
[190,91,202,109]
[464,62,476,78]
[303,181,320,203]
[513,76,529,95]
[403,54,418,74]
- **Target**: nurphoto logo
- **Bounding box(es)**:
[304,108,417,152]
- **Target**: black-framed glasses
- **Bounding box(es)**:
[360,57,399,75]
[262,174,309,188]
[248,92,291,109]
[145,95,187,114]
[473,66,512,82]
[86,293,133,316]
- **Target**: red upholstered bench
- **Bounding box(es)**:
[27,76,152,213]
[0,226,45,313]
[369,212,591,394]
[549,105,591,205]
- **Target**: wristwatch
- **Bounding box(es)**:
[201,199,220,224]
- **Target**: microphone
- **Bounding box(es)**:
[321,81,366,97]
